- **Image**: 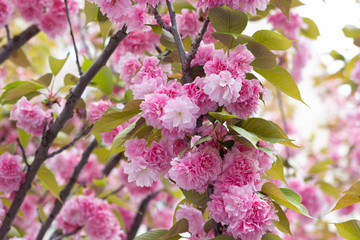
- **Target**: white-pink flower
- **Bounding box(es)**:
[203,71,242,106]
[0,152,24,193]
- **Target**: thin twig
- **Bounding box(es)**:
[0,24,40,65]
[65,0,83,76]
[0,27,128,240]
[36,139,98,240]
[78,12,92,60]
[37,207,44,224]
[127,191,161,240]
[46,124,93,159]
[50,226,82,240]
[70,180,86,196]
[152,5,172,32]
[5,25,10,41]
[102,152,123,176]
[101,185,124,199]
[16,138,29,168]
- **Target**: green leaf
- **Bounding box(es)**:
[271,0,291,19]
[309,159,334,174]
[147,24,162,35]
[107,195,132,210]
[180,188,209,208]
[272,201,292,235]
[0,81,44,104]
[111,118,144,153]
[194,135,213,146]
[93,176,107,186]
[159,219,189,240]
[112,209,126,230]
[134,230,168,240]
[252,30,292,50]
[262,233,282,240]
[49,53,69,76]
[160,30,177,51]
[172,0,196,13]
[208,112,237,124]
[2,198,25,219]
[10,48,31,67]
[85,0,99,25]
[238,118,297,147]
[209,5,248,35]
[316,180,340,198]
[98,11,112,42]
[212,32,254,49]
[254,65,306,105]
[210,236,235,240]
[82,58,113,95]
[332,194,360,212]
[183,36,192,52]
[330,50,345,61]
[261,182,311,217]
[301,17,320,40]
[228,125,259,148]
[247,42,277,69]
[0,143,17,155]
[17,128,32,149]
[64,73,79,85]
[266,155,287,184]
[344,181,360,196]
[37,165,61,201]
[335,220,360,240]
[35,73,53,87]
[343,25,360,38]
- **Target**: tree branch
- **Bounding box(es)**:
[127,191,160,240]
[5,25,10,41]
[16,138,29,168]
[184,17,210,68]
[46,124,93,159]
[102,152,123,176]
[36,139,98,240]
[0,24,40,65]
[0,26,128,240]
[50,226,82,240]
[152,5,172,32]
[65,0,83,76]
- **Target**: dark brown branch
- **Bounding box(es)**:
[102,152,123,176]
[152,5,172,32]
[36,139,98,240]
[184,17,210,69]
[65,0,83,76]
[127,191,160,240]
[101,185,124,199]
[0,26,128,240]
[46,124,93,159]
[16,138,29,168]
[0,24,40,65]
[5,25,10,41]
[50,226,82,240]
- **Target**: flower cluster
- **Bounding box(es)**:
[268,10,305,40]
[10,97,51,137]
[197,0,270,15]
[57,194,125,240]
[0,152,24,194]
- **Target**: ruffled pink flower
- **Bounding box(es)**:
[197,0,226,11]
[238,0,270,16]
[0,0,13,28]
[268,10,305,40]
[0,152,24,193]
[133,0,158,7]
[184,77,218,115]
[176,203,205,236]
[203,71,242,106]
[89,0,131,24]
[113,53,141,84]
[191,43,216,67]
[152,208,173,229]
[176,9,200,38]
[161,95,200,133]
[118,30,160,55]
[169,147,222,193]
[10,96,51,137]
[203,23,216,44]
[204,50,229,76]
[131,76,166,99]
[228,45,255,78]
[155,81,183,99]
[87,100,111,123]
[13,0,44,22]
[225,79,264,119]
[291,39,311,83]
[126,4,151,32]
[141,93,170,129]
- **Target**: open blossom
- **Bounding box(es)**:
[176,203,206,236]
[169,147,222,193]
[89,0,131,24]
[113,53,141,84]
[203,71,242,106]
[191,44,216,67]
[228,45,255,78]
[87,100,111,123]
[161,95,200,133]
[238,0,270,16]
[0,152,24,193]
[268,10,305,40]
[118,30,160,55]
[176,9,200,38]
[10,96,51,137]
[0,0,13,28]
[141,93,170,129]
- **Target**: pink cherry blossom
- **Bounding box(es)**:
[202,23,217,44]
[141,93,170,129]
[176,203,206,236]
[0,152,24,193]
[118,30,160,55]
[0,0,13,28]
[228,44,255,78]
[203,71,242,106]
[204,50,229,76]
[268,10,305,40]
[10,96,51,137]
[113,53,141,84]
[238,0,270,16]
[176,9,200,39]
[87,100,111,123]
[191,43,216,67]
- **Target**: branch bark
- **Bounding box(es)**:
[36,139,98,240]
[0,24,40,65]
[126,191,160,240]
[0,26,128,240]
[102,152,123,176]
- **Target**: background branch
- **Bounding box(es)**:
[0,24,40,65]
[36,139,98,240]
[102,152,123,176]
[5,25,10,41]
[16,138,29,168]
[0,26,128,240]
